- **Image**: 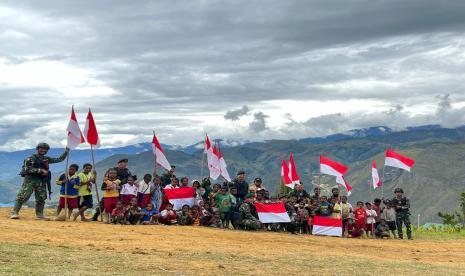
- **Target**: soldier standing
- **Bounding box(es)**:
[391,188,412,240]
[239,193,261,230]
[11,143,69,220]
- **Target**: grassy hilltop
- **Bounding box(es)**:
[0,208,464,275]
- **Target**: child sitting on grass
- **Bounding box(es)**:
[140,203,159,225]
[111,200,127,224]
[158,203,178,225]
[208,210,223,228]
[126,197,142,225]
[375,218,391,239]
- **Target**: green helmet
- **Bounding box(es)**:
[394,188,404,193]
[36,143,50,150]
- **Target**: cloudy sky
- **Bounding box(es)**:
[1,1,465,151]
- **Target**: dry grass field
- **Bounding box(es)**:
[1,208,465,275]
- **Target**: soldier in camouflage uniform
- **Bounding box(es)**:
[391,188,412,240]
[239,193,261,230]
[11,143,69,220]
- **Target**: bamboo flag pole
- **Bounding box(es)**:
[153,130,158,177]
[64,151,70,220]
[380,165,386,200]
[90,144,103,222]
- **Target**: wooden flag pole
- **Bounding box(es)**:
[152,130,158,177]
[64,151,70,221]
[380,165,386,200]
[90,145,103,222]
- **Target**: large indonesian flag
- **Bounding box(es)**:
[281,159,293,187]
[218,148,231,182]
[372,161,382,189]
[209,144,221,180]
[83,109,101,148]
[152,133,171,171]
[312,216,343,237]
[320,155,352,194]
[66,106,85,149]
[288,153,300,188]
[255,202,291,223]
[163,187,195,210]
[385,149,416,172]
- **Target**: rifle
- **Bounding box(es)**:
[46,171,52,200]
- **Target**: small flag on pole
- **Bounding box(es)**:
[320,155,352,195]
[66,106,85,149]
[152,133,171,171]
[281,159,293,188]
[372,161,382,189]
[208,143,222,180]
[385,149,416,172]
[83,109,101,148]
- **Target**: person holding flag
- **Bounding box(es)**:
[11,143,69,220]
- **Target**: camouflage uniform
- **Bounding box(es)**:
[160,172,176,188]
[13,151,68,218]
[391,196,412,239]
[177,212,193,225]
[239,202,261,230]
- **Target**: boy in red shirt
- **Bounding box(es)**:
[353,201,367,237]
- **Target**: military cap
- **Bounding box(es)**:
[36,142,50,150]
[118,158,128,163]
[394,188,404,193]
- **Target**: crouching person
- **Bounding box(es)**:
[239,193,261,230]
[158,203,178,225]
[140,203,159,225]
[375,219,391,239]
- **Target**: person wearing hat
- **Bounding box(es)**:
[249,177,266,194]
[238,193,261,230]
[11,143,69,220]
[230,171,249,201]
[390,188,412,240]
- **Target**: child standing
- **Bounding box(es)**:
[137,174,153,208]
[383,201,397,238]
[56,164,80,220]
[102,169,121,223]
[120,175,138,205]
[354,201,367,237]
[214,186,234,229]
[74,163,95,221]
[365,202,377,238]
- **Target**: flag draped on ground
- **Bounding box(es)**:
[83,109,100,148]
[312,216,343,237]
[372,161,382,189]
[163,187,195,210]
[320,155,352,195]
[384,149,416,172]
[255,202,291,223]
[66,106,85,149]
[288,153,300,189]
[152,133,171,171]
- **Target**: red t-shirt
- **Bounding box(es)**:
[354,207,367,225]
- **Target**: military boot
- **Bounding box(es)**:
[10,201,22,219]
[35,201,50,221]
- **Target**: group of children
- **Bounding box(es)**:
[54,162,400,239]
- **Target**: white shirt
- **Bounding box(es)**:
[138,180,153,194]
[164,184,179,189]
[120,183,138,196]
[366,209,377,224]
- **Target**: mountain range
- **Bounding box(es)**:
[1,125,464,223]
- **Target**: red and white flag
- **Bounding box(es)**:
[163,187,195,210]
[288,153,300,189]
[209,143,222,180]
[66,106,85,149]
[312,216,343,237]
[255,202,291,223]
[320,155,348,177]
[83,109,101,148]
[372,161,382,189]
[152,133,171,171]
[385,149,416,172]
[281,160,293,187]
[320,155,352,195]
[218,148,231,182]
